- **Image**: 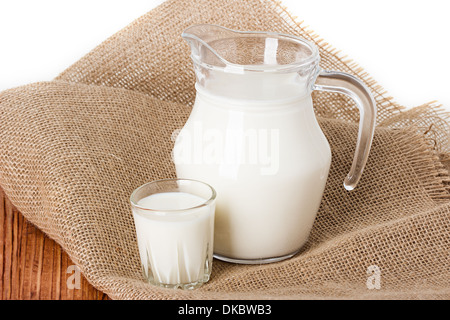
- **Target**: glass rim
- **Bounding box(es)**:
[182,24,320,74]
[130,178,217,214]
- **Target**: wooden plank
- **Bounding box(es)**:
[0,190,4,300]
[10,204,20,299]
[0,188,109,300]
[22,222,35,300]
[40,236,54,300]
[18,213,27,300]
[30,226,43,299]
[3,196,13,299]
[52,243,62,300]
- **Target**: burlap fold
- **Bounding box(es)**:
[0,0,449,299]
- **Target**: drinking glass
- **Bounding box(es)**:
[130,179,216,289]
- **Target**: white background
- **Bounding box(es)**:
[0,0,449,111]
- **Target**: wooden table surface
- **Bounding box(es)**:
[0,189,109,300]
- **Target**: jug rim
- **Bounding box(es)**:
[182,24,320,74]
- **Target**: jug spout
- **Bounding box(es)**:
[182,24,232,69]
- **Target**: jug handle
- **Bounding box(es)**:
[314,70,377,191]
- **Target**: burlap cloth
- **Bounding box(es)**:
[0,0,449,300]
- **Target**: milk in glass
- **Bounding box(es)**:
[132,191,215,288]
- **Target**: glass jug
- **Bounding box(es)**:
[173,24,376,264]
